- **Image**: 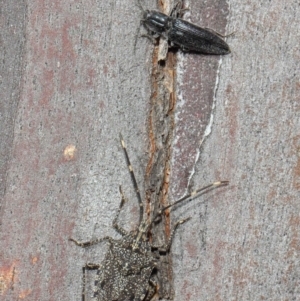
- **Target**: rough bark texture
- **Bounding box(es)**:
[0,0,299,301]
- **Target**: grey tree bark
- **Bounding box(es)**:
[0,0,299,301]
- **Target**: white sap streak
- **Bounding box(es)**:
[184,57,224,196]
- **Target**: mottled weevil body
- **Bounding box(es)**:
[70,134,228,301]
[141,2,230,55]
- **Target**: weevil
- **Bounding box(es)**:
[70,134,228,301]
[139,1,230,55]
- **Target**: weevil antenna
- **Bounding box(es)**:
[149,180,229,228]
[119,133,144,225]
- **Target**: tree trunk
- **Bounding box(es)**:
[0,0,299,300]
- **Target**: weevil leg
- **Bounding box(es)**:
[69,236,114,248]
[151,217,191,252]
[112,185,129,236]
[144,278,157,301]
[93,264,107,300]
[81,263,101,301]
[119,133,144,226]
[133,278,157,301]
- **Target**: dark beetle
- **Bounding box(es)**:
[141,6,230,55]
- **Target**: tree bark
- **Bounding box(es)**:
[0,0,299,300]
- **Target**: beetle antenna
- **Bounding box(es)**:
[136,0,145,12]
[133,23,142,54]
